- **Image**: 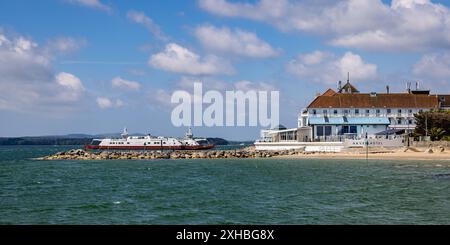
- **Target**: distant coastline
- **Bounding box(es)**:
[0,135,246,146]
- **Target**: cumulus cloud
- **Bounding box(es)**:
[0,31,86,112]
[199,0,450,52]
[67,0,112,13]
[127,10,168,41]
[286,51,378,84]
[413,52,450,84]
[149,43,234,75]
[55,72,85,101]
[111,77,141,91]
[194,25,279,58]
[96,97,124,109]
[148,77,278,110]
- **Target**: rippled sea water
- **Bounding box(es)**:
[1,145,450,224]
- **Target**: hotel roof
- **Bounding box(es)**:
[439,95,450,107]
[308,92,439,109]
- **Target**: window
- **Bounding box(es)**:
[355,109,359,114]
[366,109,370,114]
[323,110,327,115]
[324,126,332,136]
[342,126,357,134]
[398,109,402,113]
[376,109,380,113]
[387,109,391,114]
[397,119,402,124]
[408,109,413,113]
[419,109,423,113]
[312,109,316,115]
[408,119,413,124]
[342,126,349,134]
[316,126,332,137]
[343,109,349,115]
[317,126,324,136]
[334,110,338,115]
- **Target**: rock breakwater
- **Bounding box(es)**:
[36,147,307,160]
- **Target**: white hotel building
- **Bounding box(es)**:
[260,81,440,143]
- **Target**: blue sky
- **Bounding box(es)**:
[1,0,450,140]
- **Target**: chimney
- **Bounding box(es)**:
[406,82,411,93]
[386,85,390,94]
[338,80,342,91]
[416,81,418,90]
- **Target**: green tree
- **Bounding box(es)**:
[414,111,450,140]
[429,127,446,141]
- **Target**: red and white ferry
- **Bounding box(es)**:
[85,128,214,150]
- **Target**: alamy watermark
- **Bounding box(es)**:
[171,82,279,128]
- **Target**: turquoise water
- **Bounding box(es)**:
[1,145,450,224]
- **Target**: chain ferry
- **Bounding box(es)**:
[85,128,214,150]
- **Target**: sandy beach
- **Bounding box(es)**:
[274,148,450,161]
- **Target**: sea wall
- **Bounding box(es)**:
[411,141,450,148]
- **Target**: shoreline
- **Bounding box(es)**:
[35,146,450,161]
[274,152,450,161]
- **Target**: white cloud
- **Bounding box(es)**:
[392,0,430,9]
[149,77,278,110]
[149,43,234,75]
[177,77,229,91]
[234,80,275,92]
[286,51,378,84]
[96,97,124,109]
[55,72,85,101]
[127,10,168,41]
[150,89,174,108]
[68,0,112,13]
[413,52,450,81]
[56,72,85,92]
[199,0,450,52]
[111,77,141,91]
[46,37,86,54]
[194,25,279,58]
[0,31,86,112]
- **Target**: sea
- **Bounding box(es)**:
[1,145,450,224]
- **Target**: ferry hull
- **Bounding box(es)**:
[85,144,215,151]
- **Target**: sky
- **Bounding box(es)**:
[1,0,450,140]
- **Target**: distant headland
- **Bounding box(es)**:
[0,134,247,146]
